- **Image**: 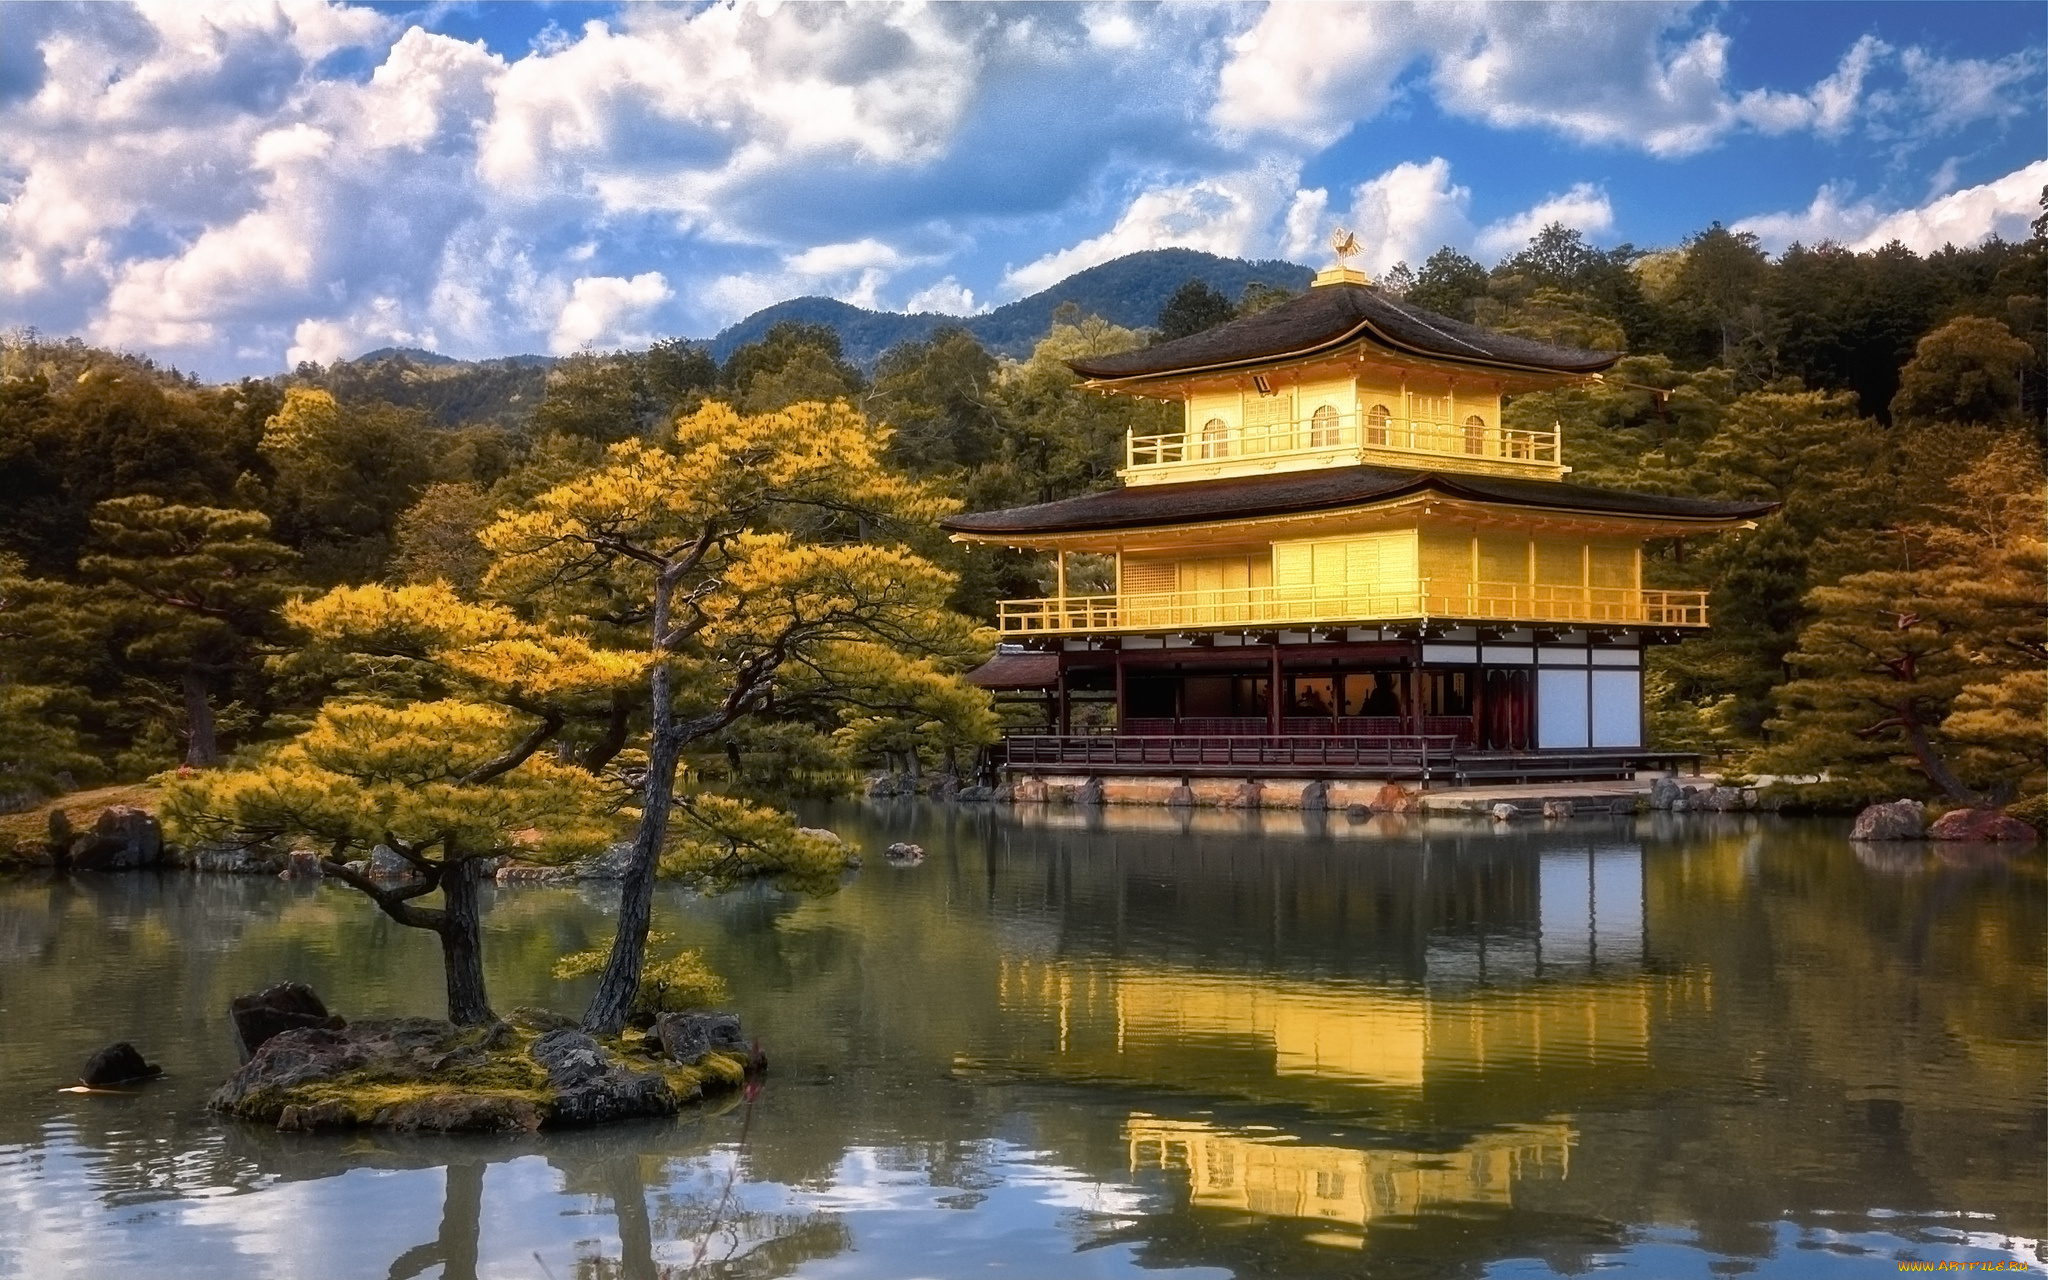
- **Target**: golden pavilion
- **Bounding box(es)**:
[943,265,1773,784]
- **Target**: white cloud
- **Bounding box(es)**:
[999,164,1298,297]
[549,271,672,353]
[1280,187,1330,261]
[1341,159,1473,278]
[906,276,983,316]
[1893,47,2042,135]
[1733,160,2048,255]
[1210,4,1430,147]
[785,239,907,277]
[1474,183,1615,260]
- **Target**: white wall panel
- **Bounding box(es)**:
[1590,669,1641,748]
[1537,667,1589,748]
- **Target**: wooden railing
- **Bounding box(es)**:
[1002,733,1460,773]
[994,580,1709,635]
[1125,411,1563,481]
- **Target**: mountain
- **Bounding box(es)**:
[705,248,1315,369]
[309,348,557,429]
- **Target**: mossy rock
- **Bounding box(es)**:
[212,1014,749,1133]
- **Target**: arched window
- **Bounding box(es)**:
[1365,403,1391,446]
[1199,416,1230,459]
[1463,414,1488,455]
[1309,404,1341,447]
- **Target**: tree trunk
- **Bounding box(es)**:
[584,574,680,1035]
[181,666,220,767]
[437,858,496,1025]
[1901,716,1979,806]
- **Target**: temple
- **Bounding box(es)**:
[945,265,1774,787]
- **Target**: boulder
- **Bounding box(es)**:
[929,775,961,801]
[1490,803,1517,822]
[1165,784,1195,808]
[1850,799,1927,841]
[1074,777,1106,806]
[183,842,271,873]
[885,842,925,866]
[368,844,421,881]
[990,783,1016,803]
[1705,787,1743,812]
[1369,783,1421,814]
[795,826,842,844]
[279,850,324,880]
[1011,777,1048,804]
[1648,777,1683,811]
[1344,803,1370,822]
[1299,781,1329,811]
[1928,807,2039,843]
[229,982,345,1058]
[70,806,163,871]
[79,1042,162,1087]
[1222,781,1263,810]
[956,784,995,802]
[655,1012,745,1064]
[529,1029,676,1128]
[574,842,637,881]
[1542,799,1575,820]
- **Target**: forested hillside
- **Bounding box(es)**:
[2,209,2042,817]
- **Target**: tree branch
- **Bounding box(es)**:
[460,709,565,786]
[319,858,447,931]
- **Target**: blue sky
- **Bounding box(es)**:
[1,1,2041,378]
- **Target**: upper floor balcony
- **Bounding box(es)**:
[1124,409,1566,485]
[994,580,1709,636]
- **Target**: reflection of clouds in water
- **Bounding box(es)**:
[174,1164,446,1280]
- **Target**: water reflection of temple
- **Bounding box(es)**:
[1126,1115,1573,1240]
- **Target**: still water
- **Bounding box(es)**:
[0,806,2041,1279]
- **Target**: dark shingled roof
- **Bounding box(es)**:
[964,651,1061,690]
[1068,281,1618,381]
[942,465,1776,537]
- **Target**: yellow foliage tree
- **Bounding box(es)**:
[481,399,994,1033]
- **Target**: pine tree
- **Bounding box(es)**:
[78,498,294,767]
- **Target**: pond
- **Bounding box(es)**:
[0,806,2041,1279]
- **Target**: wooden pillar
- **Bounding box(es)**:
[1268,645,1283,736]
[1407,659,1425,738]
[1056,662,1071,736]
[1471,662,1487,750]
[1113,651,1126,733]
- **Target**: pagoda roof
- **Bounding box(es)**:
[942,465,1776,539]
[1068,281,1619,384]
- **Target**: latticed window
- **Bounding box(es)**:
[1309,403,1342,446]
[1365,403,1391,446]
[1199,416,1230,458]
[1463,414,1488,455]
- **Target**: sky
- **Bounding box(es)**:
[0,1,2042,379]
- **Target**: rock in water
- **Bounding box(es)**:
[1928,807,2039,843]
[885,842,925,865]
[230,982,345,1057]
[1648,777,1683,810]
[1850,799,1927,841]
[1542,799,1576,820]
[79,1042,162,1087]
[655,1012,744,1064]
[1490,803,1517,822]
[529,1029,675,1128]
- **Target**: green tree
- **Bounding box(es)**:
[866,327,1003,473]
[531,352,660,445]
[391,482,498,594]
[481,399,988,1033]
[720,321,865,415]
[78,498,295,767]
[1888,315,2033,429]
[1405,246,1489,320]
[1154,279,1237,342]
[260,387,431,583]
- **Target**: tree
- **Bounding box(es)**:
[167,700,614,1023]
[78,498,294,767]
[1888,316,2033,429]
[1405,247,1489,320]
[166,580,638,1023]
[1154,280,1236,342]
[392,483,498,595]
[531,353,661,446]
[1763,435,2046,802]
[720,322,865,415]
[260,387,431,583]
[481,399,986,1034]
[866,327,1003,473]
